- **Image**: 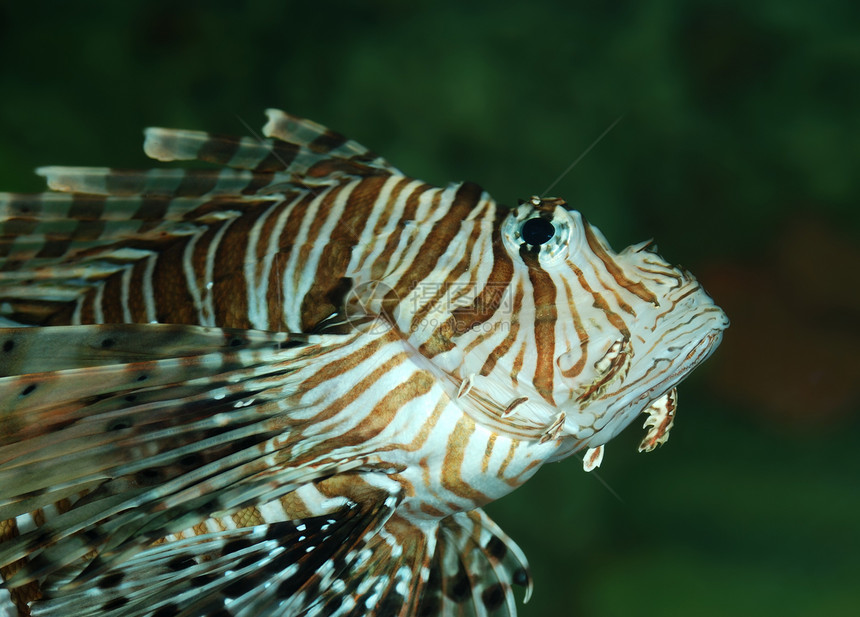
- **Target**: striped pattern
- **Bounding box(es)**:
[0,110,728,617]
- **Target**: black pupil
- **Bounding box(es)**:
[521,218,555,245]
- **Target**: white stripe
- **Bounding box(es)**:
[379,185,456,287]
[14,512,36,533]
[284,181,358,329]
[246,198,295,330]
[202,218,238,324]
[71,293,84,325]
[120,264,134,323]
[351,178,423,274]
[181,229,208,325]
[257,499,289,523]
[0,587,18,617]
[143,253,158,323]
[280,188,328,330]
[93,281,105,323]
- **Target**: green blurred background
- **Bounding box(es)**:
[1,1,858,615]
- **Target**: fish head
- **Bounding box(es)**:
[494,195,729,453]
[350,190,727,458]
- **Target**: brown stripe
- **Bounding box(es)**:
[33,231,72,259]
[583,223,658,306]
[479,283,523,376]
[265,252,289,331]
[307,158,389,179]
[105,168,147,195]
[209,215,253,329]
[134,196,170,232]
[297,182,353,330]
[100,269,125,323]
[481,434,497,473]
[441,414,491,505]
[68,193,107,220]
[231,506,264,528]
[653,285,699,324]
[288,349,411,450]
[449,220,514,332]
[301,176,404,330]
[241,171,275,195]
[2,193,39,217]
[497,440,518,480]
[76,287,97,324]
[368,181,431,281]
[0,217,38,238]
[419,222,515,359]
[192,520,210,536]
[148,237,199,324]
[73,218,108,243]
[262,195,314,328]
[510,344,526,386]
[506,458,544,487]
[309,130,348,153]
[126,258,148,321]
[557,277,589,379]
[36,216,108,263]
[175,170,219,197]
[408,206,491,336]
[518,246,557,404]
[196,132,241,166]
[296,331,392,398]
[190,221,219,291]
[387,181,483,306]
[253,143,299,172]
[332,370,435,448]
[252,196,296,265]
[570,262,629,340]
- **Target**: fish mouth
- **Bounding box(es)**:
[599,309,727,442]
[558,294,728,456]
[579,301,727,398]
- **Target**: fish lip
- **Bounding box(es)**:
[546,314,726,460]
[571,315,727,445]
[630,319,726,412]
[587,302,728,407]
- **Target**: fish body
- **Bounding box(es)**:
[0,110,728,616]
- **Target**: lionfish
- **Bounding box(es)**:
[0,110,728,617]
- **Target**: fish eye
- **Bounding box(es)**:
[521,217,555,246]
[501,200,574,263]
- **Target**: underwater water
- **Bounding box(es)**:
[1,1,857,615]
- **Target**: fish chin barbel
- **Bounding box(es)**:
[0,111,727,617]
